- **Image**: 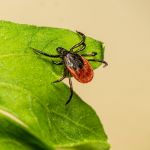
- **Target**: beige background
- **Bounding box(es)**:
[0,0,150,149]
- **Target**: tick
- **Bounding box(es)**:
[31,31,108,105]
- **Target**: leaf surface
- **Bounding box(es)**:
[0,21,109,150]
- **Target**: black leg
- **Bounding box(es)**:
[52,60,63,65]
[65,74,73,105]
[87,59,108,67]
[53,67,67,83]
[31,47,60,58]
[70,31,86,52]
[81,52,97,57]
[74,43,86,53]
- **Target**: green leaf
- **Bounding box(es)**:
[0,21,110,150]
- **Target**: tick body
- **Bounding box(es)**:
[64,53,94,83]
[32,31,107,105]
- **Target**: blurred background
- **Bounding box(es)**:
[0,0,150,149]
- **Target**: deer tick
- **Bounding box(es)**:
[31,31,108,105]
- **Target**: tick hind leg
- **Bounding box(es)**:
[65,74,73,105]
[87,59,108,67]
[70,31,86,52]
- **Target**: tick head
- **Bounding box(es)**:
[56,47,67,55]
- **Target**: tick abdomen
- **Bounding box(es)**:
[65,53,94,83]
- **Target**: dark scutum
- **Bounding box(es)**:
[64,53,84,71]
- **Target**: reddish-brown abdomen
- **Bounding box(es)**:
[67,56,94,83]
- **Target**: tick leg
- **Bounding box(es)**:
[53,67,67,83]
[75,43,86,53]
[52,60,63,65]
[31,47,60,58]
[87,59,108,67]
[65,74,73,105]
[81,52,97,57]
[70,31,86,52]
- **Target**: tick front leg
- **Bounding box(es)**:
[53,67,67,83]
[70,31,86,52]
[65,74,73,105]
[81,52,97,57]
[31,47,60,58]
[87,59,108,67]
[75,43,86,53]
